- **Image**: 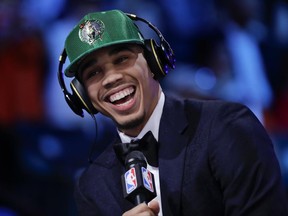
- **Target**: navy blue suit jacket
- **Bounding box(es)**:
[74,95,288,215]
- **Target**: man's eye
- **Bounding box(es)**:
[114,56,128,64]
[85,70,100,80]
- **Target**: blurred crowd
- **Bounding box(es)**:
[0,0,288,215]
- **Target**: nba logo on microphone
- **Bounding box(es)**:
[142,167,154,192]
[124,167,137,194]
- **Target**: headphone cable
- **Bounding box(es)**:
[88,113,98,164]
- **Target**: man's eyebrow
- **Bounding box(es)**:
[79,45,136,74]
[79,59,97,75]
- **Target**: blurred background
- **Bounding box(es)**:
[1,0,288,215]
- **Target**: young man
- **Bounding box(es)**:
[59,10,288,215]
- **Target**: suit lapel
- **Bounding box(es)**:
[158,96,190,216]
[94,138,135,212]
[158,96,202,215]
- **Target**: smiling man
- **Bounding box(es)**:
[59,10,288,216]
[79,44,160,136]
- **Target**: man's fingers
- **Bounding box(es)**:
[122,201,160,216]
[148,199,160,215]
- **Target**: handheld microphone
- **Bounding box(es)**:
[121,151,156,205]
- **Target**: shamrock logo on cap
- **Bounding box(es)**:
[78,19,105,45]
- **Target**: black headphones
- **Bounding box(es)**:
[58,13,176,117]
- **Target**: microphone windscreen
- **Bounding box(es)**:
[125,150,147,169]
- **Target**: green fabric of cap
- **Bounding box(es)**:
[64,10,144,77]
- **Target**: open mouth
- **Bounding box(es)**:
[107,86,135,106]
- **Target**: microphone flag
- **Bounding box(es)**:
[121,151,156,204]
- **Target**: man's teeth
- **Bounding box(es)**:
[115,98,133,107]
[109,87,134,103]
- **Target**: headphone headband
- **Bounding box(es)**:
[126,13,175,70]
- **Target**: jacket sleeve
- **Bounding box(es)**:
[208,102,288,215]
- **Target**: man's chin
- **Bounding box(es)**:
[116,114,145,133]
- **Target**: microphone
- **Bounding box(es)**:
[121,150,156,205]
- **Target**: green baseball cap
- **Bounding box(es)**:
[64,10,145,77]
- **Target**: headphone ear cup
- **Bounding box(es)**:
[70,78,98,114]
[144,39,166,79]
[160,40,176,69]
[63,89,85,117]
[144,39,175,79]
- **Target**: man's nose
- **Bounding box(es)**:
[102,67,124,87]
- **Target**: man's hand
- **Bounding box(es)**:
[123,200,160,216]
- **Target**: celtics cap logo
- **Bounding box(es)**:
[79,19,105,45]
